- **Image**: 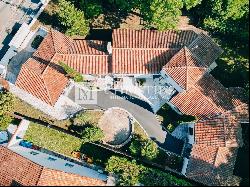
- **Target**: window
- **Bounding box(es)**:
[48,157,57,161]
[65,163,74,168]
[188,127,193,135]
[30,151,39,155]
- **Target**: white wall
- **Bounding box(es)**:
[9,146,107,181]
[160,70,185,93]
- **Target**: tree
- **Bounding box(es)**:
[141,139,159,160]
[0,91,15,131]
[129,135,159,160]
[106,156,193,186]
[105,156,141,186]
[129,136,142,157]
[58,0,89,37]
[81,126,104,143]
[82,0,103,19]
[141,0,183,30]
[183,0,202,10]
[194,0,249,34]
[139,167,192,186]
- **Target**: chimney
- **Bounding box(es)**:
[107,42,112,54]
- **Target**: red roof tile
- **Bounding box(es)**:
[112,49,177,74]
[186,145,240,186]
[170,73,244,119]
[16,58,68,105]
[68,40,108,55]
[163,47,207,90]
[112,29,198,74]
[0,146,43,186]
[112,29,198,48]
[195,117,226,147]
[188,33,224,67]
[53,53,109,75]
[38,168,106,186]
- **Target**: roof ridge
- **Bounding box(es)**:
[185,48,189,90]
[50,29,57,55]
[112,47,179,50]
[61,53,109,57]
[41,66,53,106]
[193,86,224,116]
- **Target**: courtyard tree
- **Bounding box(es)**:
[141,0,183,30]
[0,91,15,131]
[141,139,159,160]
[106,156,141,186]
[81,126,104,143]
[129,135,159,160]
[57,0,90,37]
[182,0,202,10]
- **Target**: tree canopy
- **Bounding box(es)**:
[57,0,89,37]
[81,126,104,143]
[106,156,192,186]
[0,91,15,131]
[129,135,159,160]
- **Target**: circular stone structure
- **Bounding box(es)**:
[98,108,132,146]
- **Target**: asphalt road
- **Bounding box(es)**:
[71,89,167,144]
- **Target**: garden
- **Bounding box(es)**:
[23,121,193,186]
[157,104,197,133]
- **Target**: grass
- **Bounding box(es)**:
[24,122,82,157]
[133,121,148,140]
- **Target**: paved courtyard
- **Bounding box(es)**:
[0,0,41,51]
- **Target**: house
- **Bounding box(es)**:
[13,28,249,186]
[183,104,249,186]
[0,146,107,186]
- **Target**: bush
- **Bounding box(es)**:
[59,61,84,82]
[106,156,193,186]
[106,156,141,186]
[81,126,104,143]
[0,91,15,131]
[129,135,159,161]
[141,139,159,160]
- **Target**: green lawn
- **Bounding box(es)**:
[24,122,82,157]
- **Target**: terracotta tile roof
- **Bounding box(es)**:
[112,29,198,74]
[16,29,110,105]
[112,48,177,74]
[32,31,56,63]
[0,147,107,186]
[38,168,106,186]
[195,117,226,147]
[186,145,240,186]
[112,29,198,48]
[163,47,207,90]
[188,33,224,67]
[68,40,108,55]
[170,73,244,119]
[0,146,43,186]
[51,29,74,54]
[16,58,69,105]
[53,53,109,75]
